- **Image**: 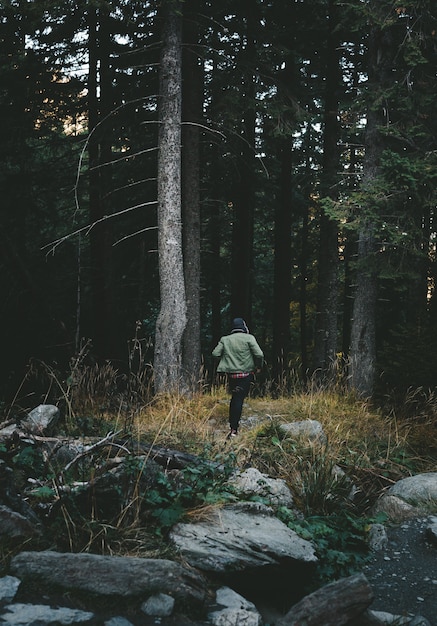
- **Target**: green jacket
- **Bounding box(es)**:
[212,332,264,373]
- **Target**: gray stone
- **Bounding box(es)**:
[0,506,37,539]
[208,608,261,626]
[372,494,422,522]
[368,523,388,552]
[0,577,20,605]
[279,419,327,443]
[0,426,20,439]
[228,467,294,508]
[387,473,437,505]
[104,619,135,626]
[170,502,317,573]
[141,593,175,616]
[215,587,258,612]
[20,404,60,435]
[0,603,94,625]
[373,473,437,522]
[209,588,261,625]
[10,551,206,607]
[370,611,431,625]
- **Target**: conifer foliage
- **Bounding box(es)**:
[0,0,436,399]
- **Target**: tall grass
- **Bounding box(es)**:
[3,356,436,558]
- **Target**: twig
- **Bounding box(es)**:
[59,430,125,477]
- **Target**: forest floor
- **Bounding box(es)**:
[362,516,437,626]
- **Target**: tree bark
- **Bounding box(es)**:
[87,3,104,357]
[182,0,203,390]
[313,0,341,382]
[300,195,309,383]
[87,0,114,361]
[230,0,257,323]
[272,65,293,385]
[154,0,187,394]
[349,8,395,397]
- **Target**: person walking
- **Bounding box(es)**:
[212,317,264,437]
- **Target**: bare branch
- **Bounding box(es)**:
[113,226,158,247]
[59,429,125,478]
[42,201,157,255]
[89,147,158,171]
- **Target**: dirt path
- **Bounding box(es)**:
[362,516,437,625]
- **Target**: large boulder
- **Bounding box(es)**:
[387,473,437,502]
[10,551,206,608]
[373,473,437,522]
[169,501,317,574]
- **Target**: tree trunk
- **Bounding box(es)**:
[87,1,114,361]
[272,68,293,385]
[98,0,115,358]
[349,13,394,397]
[154,0,187,394]
[87,3,104,357]
[182,0,203,390]
[230,0,257,323]
[313,0,340,382]
[349,221,377,396]
[300,197,309,383]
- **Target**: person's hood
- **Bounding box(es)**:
[231,318,249,333]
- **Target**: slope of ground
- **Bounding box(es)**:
[363,516,437,626]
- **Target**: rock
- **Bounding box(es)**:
[10,551,206,607]
[0,577,20,604]
[279,419,327,443]
[228,467,294,509]
[104,618,135,626]
[0,506,38,540]
[216,586,258,609]
[369,611,431,625]
[141,592,175,616]
[372,494,422,522]
[209,607,261,625]
[169,501,317,573]
[368,523,388,551]
[104,619,135,626]
[373,473,437,522]
[20,404,60,436]
[0,602,94,625]
[208,587,262,626]
[387,473,437,504]
[0,425,21,439]
[276,572,374,626]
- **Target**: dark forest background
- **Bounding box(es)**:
[1,0,437,406]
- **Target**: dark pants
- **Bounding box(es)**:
[228,373,253,431]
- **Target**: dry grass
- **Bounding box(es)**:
[116,383,436,516]
[9,358,436,531]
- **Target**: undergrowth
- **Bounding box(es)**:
[1,357,437,586]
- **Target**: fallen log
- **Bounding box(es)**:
[276,572,374,626]
[130,441,221,471]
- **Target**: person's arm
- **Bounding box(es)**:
[212,339,224,359]
[249,336,264,370]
